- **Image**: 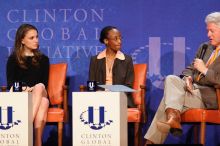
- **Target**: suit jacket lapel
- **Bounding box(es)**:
[199,45,215,80]
[203,46,214,64]
[97,58,106,84]
[112,59,120,84]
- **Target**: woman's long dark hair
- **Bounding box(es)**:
[13,23,42,69]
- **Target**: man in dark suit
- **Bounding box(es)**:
[144,11,220,145]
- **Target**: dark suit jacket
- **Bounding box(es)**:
[182,42,220,109]
[89,54,135,107]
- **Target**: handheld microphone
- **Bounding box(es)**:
[199,44,208,59]
[195,44,208,80]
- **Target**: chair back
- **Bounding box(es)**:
[132,64,147,105]
[47,63,67,105]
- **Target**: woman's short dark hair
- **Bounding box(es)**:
[99,26,117,44]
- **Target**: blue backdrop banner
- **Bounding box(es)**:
[0,0,220,146]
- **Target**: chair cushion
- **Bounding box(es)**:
[127,108,141,122]
[181,109,220,124]
[47,108,64,122]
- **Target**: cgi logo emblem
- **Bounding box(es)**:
[0,106,21,130]
[80,106,113,130]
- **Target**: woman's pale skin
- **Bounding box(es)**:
[10,29,38,92]
[12,28,49,146]
[22,29,39,91]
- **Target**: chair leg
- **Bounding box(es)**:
[200,122,206,146]
[193,124,199,144]
[138,124,143,146]
[134,122,139,146]
[58,122,63,146]
[134,122,142,146]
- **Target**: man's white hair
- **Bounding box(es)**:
[205,12,220,27]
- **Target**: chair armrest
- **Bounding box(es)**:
[140,85,147,123]
[63,85,68,122]
[1,86,7,92]
[217,88,220,110]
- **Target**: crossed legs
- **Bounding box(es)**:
[32,83,49,146]
[144,75,205,144]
